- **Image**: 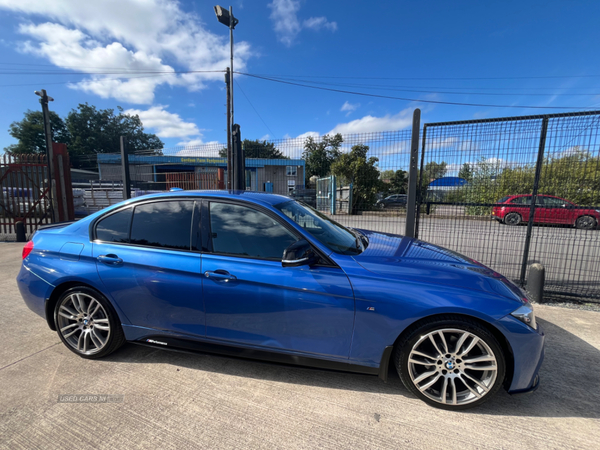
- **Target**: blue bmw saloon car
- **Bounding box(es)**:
[17,191,544,410]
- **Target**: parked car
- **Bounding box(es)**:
[376,194,407,209]
[17,191,543,410]
[289,188,316,207]
[492,194,600,229]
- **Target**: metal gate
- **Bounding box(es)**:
[0,154,51,236]
[416,111,600,301]
[316,175,336,213]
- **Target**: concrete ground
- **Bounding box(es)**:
[1,242,599,450]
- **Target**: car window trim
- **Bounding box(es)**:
[91,197,200,254]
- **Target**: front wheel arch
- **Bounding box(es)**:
[387,313,514,390]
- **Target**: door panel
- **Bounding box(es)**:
[92,199,205,337]
[202,200,355,358]
[202,254,355,358]
[94,243,204,336]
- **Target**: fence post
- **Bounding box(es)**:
[120,136,131,200]
[519,117,548,287]
[405,108,421,238]
[348,182,353,214]
[331,175,337,215]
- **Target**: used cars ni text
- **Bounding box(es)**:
[17,191,544,410]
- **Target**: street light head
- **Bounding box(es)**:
[34,91,42,97]
[47,97,54,102]
[214,5,238,28]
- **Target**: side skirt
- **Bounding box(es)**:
[134,335,380,377]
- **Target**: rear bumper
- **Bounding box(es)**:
[16,263,53,321]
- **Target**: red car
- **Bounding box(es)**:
[491,194,600,230]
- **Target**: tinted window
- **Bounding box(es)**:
[497,196,511,203]
[510,196,531,205]
[130,201,194,250]
[209,202,297,259]
[96,208,132,243]
[276,201,363,255]
[542,196,568,207]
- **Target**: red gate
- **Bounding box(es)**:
[0,144,74,236]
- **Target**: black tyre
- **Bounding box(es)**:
[575,215,597,230]
[504,212,522,226]
[54,286,126,359]
[378,203,386,209]
[394,316,506,410]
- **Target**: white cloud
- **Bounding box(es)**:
[124,106,199,138]
[1,0,253,104]
[340,101,360,116]
[328,109,413,135]
[303,17,337,32]
[268,0,337,46]
[174,139,222,157]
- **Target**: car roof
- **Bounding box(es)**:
[128,190,292,207]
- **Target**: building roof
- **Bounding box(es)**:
[129,189,293,206]
[97,154,305,168]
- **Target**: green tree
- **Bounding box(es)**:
[218,139,288,159]
[5,110,70,155]
[389,169,408,194]
[458,163,473,182]
[302,133,343,180]
[5,104,164,169]
[423,161,447,182]
[66,104,163,168]
[331,144,381,214]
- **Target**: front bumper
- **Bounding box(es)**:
[495,315,545,394]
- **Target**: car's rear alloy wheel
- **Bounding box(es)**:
[575,215,596,230]
[504,212,522,226]
[55,287,125,359]
[395,317,505,410]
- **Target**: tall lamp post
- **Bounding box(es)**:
[34,89,57,222]
[214,5,238,189]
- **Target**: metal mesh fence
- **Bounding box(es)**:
[92,130,415,235]
[416,111,600,301]
[58,111,600,302]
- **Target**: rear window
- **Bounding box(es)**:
[497,196,511,204]
[130,201,195,250]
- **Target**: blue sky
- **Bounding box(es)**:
[1,0,600,162]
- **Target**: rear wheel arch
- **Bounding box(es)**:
[387,313,515,389]
[46,282,112,331]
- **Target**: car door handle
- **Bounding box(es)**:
[97,254,123,265]
[204,270,237,282]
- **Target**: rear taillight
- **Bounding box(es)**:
[22,241,34,259]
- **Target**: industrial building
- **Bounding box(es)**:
[97,154,306,195]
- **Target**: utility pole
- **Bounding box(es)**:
[35,89,58,222]
[214,5,239,190]
[225,67,232,189]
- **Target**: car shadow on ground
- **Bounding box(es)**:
[103,316,600,418]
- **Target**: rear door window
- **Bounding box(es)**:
[130,201,195,251]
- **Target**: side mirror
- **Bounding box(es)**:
[282,239,317,267]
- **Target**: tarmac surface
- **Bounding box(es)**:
[1,242,599,450]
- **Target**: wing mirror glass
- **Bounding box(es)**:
[282,239,317,267]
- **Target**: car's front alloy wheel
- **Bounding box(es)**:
[575,215,596,230]
[55,287,125,359]
[395,317,505,410]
